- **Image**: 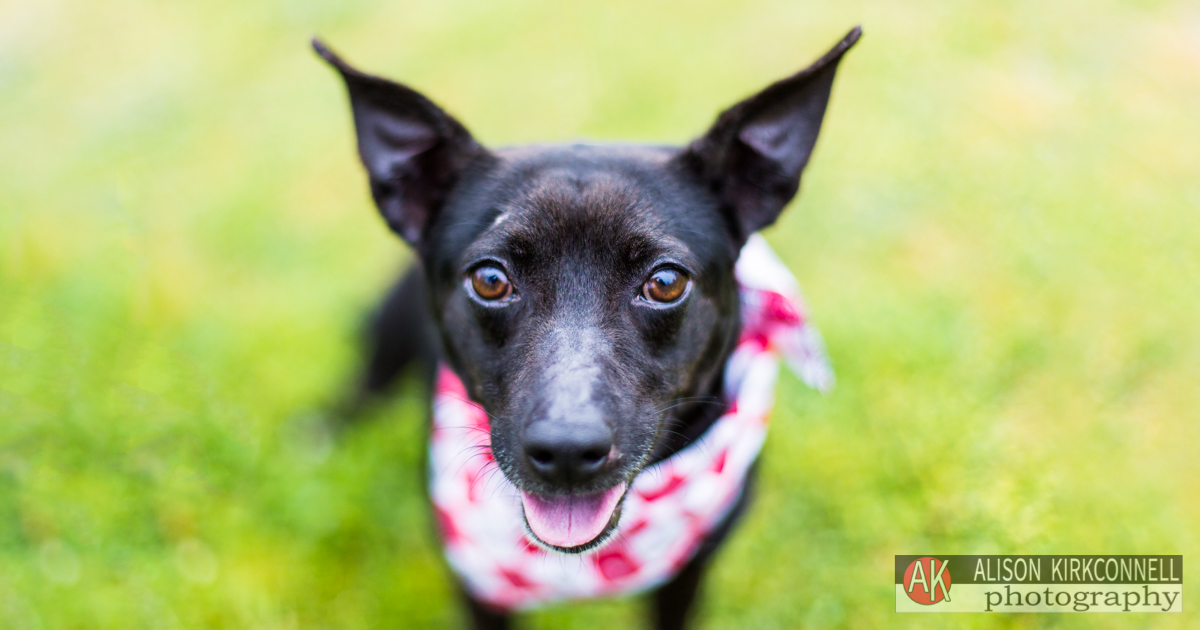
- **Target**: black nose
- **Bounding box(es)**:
[522,420,613,485]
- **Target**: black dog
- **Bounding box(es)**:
[316,26,859,629]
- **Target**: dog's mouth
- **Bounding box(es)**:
[519,483,627,552]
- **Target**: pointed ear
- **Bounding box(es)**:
[314,39,486,247]
[678,27,861,242]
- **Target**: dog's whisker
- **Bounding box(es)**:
[448,443,499,479]
[650,415,720,461]
[437,392,510,424]
[482,466,512,500]
[652,400,724,416]
[439,424,494,437]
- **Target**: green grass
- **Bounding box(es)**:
[2,0,1198,627]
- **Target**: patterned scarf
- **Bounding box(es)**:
[428,235,832,610]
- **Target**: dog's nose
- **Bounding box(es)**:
[522,420,613,485]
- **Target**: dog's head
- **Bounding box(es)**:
[318,28,858,552]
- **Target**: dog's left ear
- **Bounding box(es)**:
[679,26,861,242]
[314,39,486,248]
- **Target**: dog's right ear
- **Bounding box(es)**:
[314,39,485,248]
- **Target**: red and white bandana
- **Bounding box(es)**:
[428,235,832,611]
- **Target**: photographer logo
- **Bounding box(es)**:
[903,557,952,605]
[896,555,1181,613]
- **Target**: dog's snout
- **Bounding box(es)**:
[522,420,613,485]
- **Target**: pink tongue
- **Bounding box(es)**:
[521,483,627,548]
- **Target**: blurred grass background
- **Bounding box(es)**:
[2,0,1198,627]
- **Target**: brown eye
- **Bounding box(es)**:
[470,266,513,301]
[642,268,689,304]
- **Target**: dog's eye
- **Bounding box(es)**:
[641,268,689,304]
[469,266,513,301]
